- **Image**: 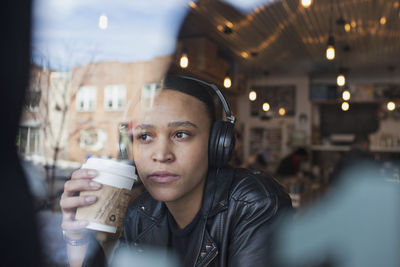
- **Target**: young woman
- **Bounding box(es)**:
[60,75,292,267]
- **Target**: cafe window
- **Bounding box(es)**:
[104,85,126,111]
[76,86,96,112]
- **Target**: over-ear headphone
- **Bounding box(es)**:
[179,76,236,168]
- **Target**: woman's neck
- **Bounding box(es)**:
[165,179,205,229]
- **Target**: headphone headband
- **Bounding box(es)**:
[178,75,236,124]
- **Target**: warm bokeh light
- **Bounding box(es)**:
[241,52,249,58]
[301,0,312,8]
[387,101,396,111]
[351,20,357,28]
[99,14,108,30]
[342,90,351,101]
[344,23,351,32]
[337,74,346,87]
[224,76,232,88]
[179,53,188,68]
[341,102,350,111]
[279,107,286,116]
[217,25,224,31]
[249,91,257,101]
[263,102,270,112]
[380,16,387,25]
[225,21,234,28]
[326,45,335,60]
[189,1,197,8]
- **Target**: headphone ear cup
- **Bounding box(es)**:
[209,120,235,168]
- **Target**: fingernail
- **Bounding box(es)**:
[85,195,97,203]
[87,170,98,177]
[90,181,101,189]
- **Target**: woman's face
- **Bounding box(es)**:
[131,89,211,205]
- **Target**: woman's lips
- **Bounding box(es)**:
[148,171,179,183]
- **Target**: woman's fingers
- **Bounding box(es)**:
[63,179,101,197]
[71,169,98,180]
[60,195,97,210]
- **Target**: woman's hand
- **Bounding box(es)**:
[60,168,101,239]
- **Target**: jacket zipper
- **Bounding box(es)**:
[203,251,218,267]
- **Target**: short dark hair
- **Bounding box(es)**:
[162,75,216,123]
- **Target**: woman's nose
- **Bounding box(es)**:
[152,138,175,163]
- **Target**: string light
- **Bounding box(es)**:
[179,50,189,68]
[342,90,351,101]
[224,75,232,88]
[279,107,286,116]
[341,102,350,111]
[301,0,312,8]
[263,102,270,112]
[249,91,257,101]
[387,101,396,111]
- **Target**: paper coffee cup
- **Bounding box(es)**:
[75,158,138,233]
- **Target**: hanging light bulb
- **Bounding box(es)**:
[342,90,351,101]
[224,74,232,88]
[326,35,335,60]
[279,107,286,116]
[337,73,346,87]
[380,16,387,25]
[249,91,257,101]
[341,102,350,111]
[301,0,312,8]
[263,102,270,112]
[179,50,189,69]
[387,101,396,111]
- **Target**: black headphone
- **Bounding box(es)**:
[179,76,236,168]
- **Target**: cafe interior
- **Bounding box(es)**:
[12,0,400,266]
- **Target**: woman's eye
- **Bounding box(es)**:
[137,133,152,142]
[175,131,190,139]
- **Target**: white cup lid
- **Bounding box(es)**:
[82,158,136,180]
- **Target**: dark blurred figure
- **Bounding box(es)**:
[329,134,374,185]
[275,148,308,177]
[0,0,42,266]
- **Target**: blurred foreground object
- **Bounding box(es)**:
[275,164,400,267]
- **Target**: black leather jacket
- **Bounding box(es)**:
[85,167,292,267]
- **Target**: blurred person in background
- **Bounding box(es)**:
[275,148,309,178]
[60,75,292,267]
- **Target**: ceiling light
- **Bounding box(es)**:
[341,102,349,111]
[301,0,312,8]
[380,16,387,25]
[387,101,396,111]
[351,20,357,28]
[337,74,346,87]
[179,51,189,69]
[326,35,335,60]
[342,90,351,101]
[249,91,257,101]
[263,102,270,112]
[279,107,286,116]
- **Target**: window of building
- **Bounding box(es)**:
[76,86,96,112]
[24,90,41,111]
[104,85,126,111]
[17,126,40,154]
